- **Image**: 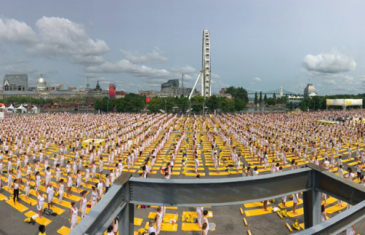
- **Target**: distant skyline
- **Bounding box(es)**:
[1,0,365,95]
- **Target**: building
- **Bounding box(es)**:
[160,79,196,97]
[0,74,108,100]
[304,84,317,98]
[3,74,28,91]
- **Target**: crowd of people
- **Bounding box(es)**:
[0,110,364,235]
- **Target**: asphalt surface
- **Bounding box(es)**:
[0,138,364,235]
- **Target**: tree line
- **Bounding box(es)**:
[94,86,249,113]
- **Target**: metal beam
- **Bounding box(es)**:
[293,200,365,235]
[129,168,312,206]
[69,174,132,235]
[316,170,365,205]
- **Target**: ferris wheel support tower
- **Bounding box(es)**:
[189,30,211,99]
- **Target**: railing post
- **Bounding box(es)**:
[303,169,321,229]
[119,182,134,235]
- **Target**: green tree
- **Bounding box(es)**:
[234,98,246,111]
[273,93,277,105]
[124,94,145,112]
[115,98,126,112]
[254,92,258,105]
[206,95,219,111]
[177,96,189,113]
[259,91,262,104]
[219,98,235,112]
[147,97,163,112]
[289,102,294,111]
[225,86,248,103]
[264,94,267,104]
[191,96,204,112]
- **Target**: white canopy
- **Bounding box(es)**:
[7,104,15,110]
[16,105,27,111]
[0,105,6,109]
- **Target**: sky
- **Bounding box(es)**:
[1,0,365,95]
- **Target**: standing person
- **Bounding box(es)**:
[105,174,110,193]
[84,165,90,187]
[292,193,299,215]
[112,217,119,235]
[58,179,65,203]
[155,207,162,235]
[194,155,199,174]
[12,178,20,205]
[69,202,78,230]
[55,164,61,182]
[197,206,204,228]
[7,170,13,189]
[66,172,72,197]
[35,171,41,194]
[202,223,208,235]
[90,186,98,208]
[24,175,31,202]
[76,170,82,192]
[37,191,45,219]
[45,167,52,186]
[80,191,87,218]
[202,210,210,234]
[46,183,54,210]
[97,177,104,200]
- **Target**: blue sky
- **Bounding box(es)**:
[1,0,365,95]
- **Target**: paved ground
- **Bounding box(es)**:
[0,131,365,235]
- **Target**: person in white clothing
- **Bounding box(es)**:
[37,191,45,219]
[69,202,78,230]
[46,183,54,210]
[58,179,65,203]
[197,206,204,228]
[155,207,162,235]
[80,192,88,218]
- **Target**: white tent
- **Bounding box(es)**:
[31,106,38,113]
[16,105,27,113]
[6,104,15,113]
[0,105,6,110]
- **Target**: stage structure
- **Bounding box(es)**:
[70,164,365,235]
[189,30,211,100]
[326,99,363,110]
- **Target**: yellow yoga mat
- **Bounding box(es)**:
[244,201,271,208]
[148,212,178,221]
[134,218,143,226]
[279,199,303,209]
[244,207,273,217]
[6,199,28,213]
[24,211,52,226]
[57,226,71,235]
[326,203,347,214]
[287,208,304,217]
[181,223,201,231]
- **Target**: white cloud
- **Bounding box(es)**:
[169,65,196,74]
[343,75,353,84]
[0,18,37,44]
[120,47,167,64]
[86,59,171,78]
[253,77,262,82]
[303,52,356,74]
[211,73,220,79]
[323,79,336,85]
